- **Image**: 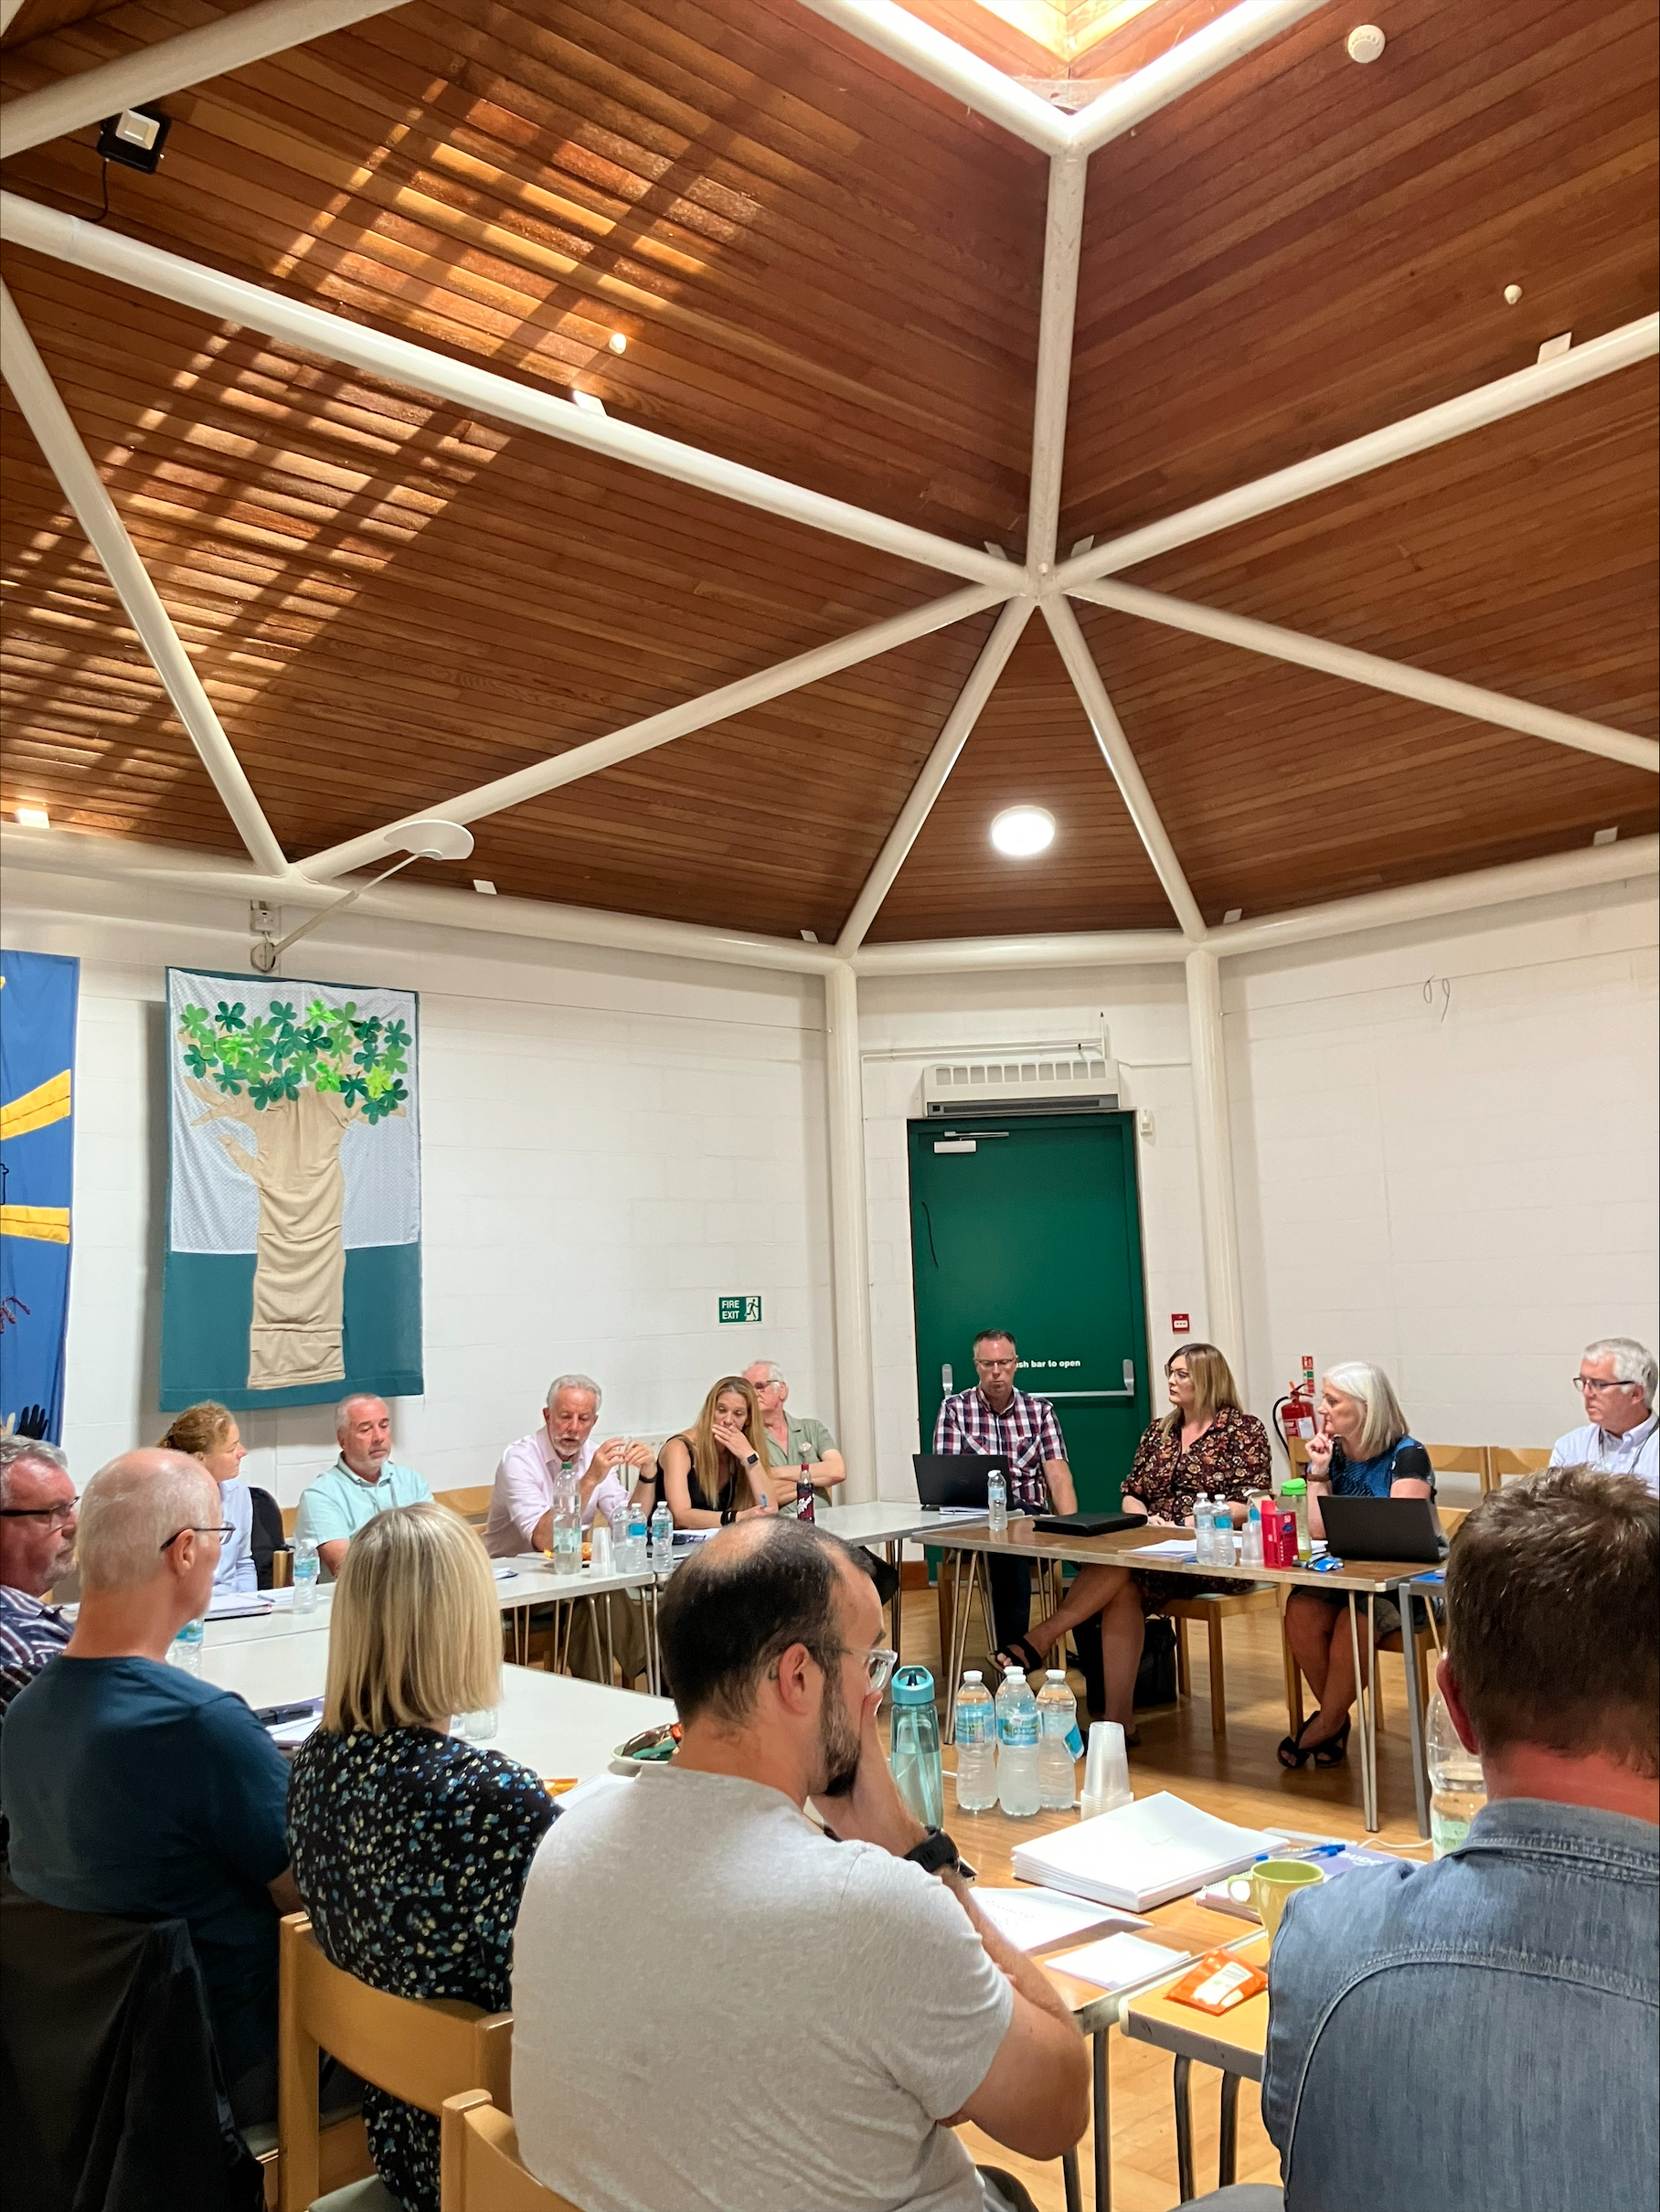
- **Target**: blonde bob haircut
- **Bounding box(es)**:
[323,1505,501,1736]
[1323,1361,1410,1462]
[1160,1343,1242,1433]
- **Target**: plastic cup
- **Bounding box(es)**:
[1250,1857,1325,1935]
[1080,1720,1133,1819]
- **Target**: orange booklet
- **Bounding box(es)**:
[1165,1951,1269,2015]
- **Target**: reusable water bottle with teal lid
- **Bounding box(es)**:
[889,1665,944,1829]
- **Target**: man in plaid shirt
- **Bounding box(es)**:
[933,1328,1075,1658]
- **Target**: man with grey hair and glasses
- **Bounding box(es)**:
[292,1391,431,1575]
[2,1449,301,2123]
[1551,1337,1657,1496]
[741,1359,846,1507]
[0,1433,78,1704]
[484,1373,654,1558]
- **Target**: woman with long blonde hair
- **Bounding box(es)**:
[994,1343,1271,1740]
[287,1505,555,2212]
[656,1376,782,1527]
[157,1400,258,1594]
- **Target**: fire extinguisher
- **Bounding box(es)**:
[1272,1357,1318,1463]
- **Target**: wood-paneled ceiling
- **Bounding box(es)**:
[2,0,1655,943]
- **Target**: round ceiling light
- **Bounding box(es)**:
[990,805,1056,858]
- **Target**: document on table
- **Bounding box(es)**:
[1048,1930,1191,1994]
[205,1592,273,1620]
[926,1506,993,1521]
[1124,1537,1199,1559]
[974,1886,1150,1955]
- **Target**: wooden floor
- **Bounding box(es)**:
[892,1584,1436,2211]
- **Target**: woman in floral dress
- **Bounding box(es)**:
[998,1344,1271,1740]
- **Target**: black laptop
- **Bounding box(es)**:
[1319,1493,1448,1565]
[912,1453,1007,1510]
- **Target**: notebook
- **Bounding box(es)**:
[973,1887,1149,1955]
[1010,1791,1275,1912]
[204,1592,272,1621]
[1047,1930,1191,1994]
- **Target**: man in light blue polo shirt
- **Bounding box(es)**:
[292,1393,431,1574]
[1551,1337,1657,1498]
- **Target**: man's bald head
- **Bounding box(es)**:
[75,1449,219,1592]
[335,1394,393,1477]
[657,1518,863,1725]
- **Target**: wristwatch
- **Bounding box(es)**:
[903,1825,971,1880]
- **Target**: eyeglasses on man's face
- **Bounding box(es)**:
[0,1504,78,1529]
[814,1644,897,1695]
[1574,1375,1639,1396]
[159,1524,233,1552]
[975,1355,1018,1373]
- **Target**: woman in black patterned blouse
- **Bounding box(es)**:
[287,1505,555,2212]
[1002,1345,1270,1739]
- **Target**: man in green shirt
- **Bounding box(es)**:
[292,1393,431,1573]
[743,1362,846,1508]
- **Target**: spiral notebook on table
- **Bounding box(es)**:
[1010,1792,1275,1913]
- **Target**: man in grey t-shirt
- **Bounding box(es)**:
[511,1519,1088,2212]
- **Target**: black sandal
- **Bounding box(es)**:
[992,1633,1045,1675]
[1277,1715,1324,1770]
[1311,1717,1352,1768]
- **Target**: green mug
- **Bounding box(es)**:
[1250,1857,1325,1936]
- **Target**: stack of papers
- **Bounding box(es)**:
[1011,1791,1275,1912]
[974,1886,1149,1955]
[1048,1930,1191,1994]
[204,1593,272,1621]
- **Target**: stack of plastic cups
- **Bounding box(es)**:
[1079,1721,1134,1821]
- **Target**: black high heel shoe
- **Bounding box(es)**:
[1277,1715,1323,1770]
[991,1632,1046,1675]
[1311,1716,1352,1768]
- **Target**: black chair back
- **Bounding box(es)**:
[249,1484,287,1590]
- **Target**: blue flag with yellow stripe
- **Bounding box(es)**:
[0,950,78,1443]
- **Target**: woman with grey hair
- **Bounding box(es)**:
[1279,1361,1434,1771]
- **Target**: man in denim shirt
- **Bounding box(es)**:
[1262,1465,1658,2212]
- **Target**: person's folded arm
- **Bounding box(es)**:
[813,1449,847,1490]
[943,1885,1090,2157]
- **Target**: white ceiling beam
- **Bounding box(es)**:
[0,0,31,37]
[1210,833,1658,958]
[0,825,844,973]
[792,0,1070,151]
[0,279,289,877]
[1074,578,1660,775]
[854,928,1187,973]
[836,595,1034,953]
[1026,150,1087,575]
[0,0,407,162]
[1043,596,1207,939]
[0,194,1016,590]
[1069,0,1325,154]
[1054,314,1660,592]
[297,580,1014,882]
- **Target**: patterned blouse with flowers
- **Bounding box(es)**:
[1125,1402,1272,1604]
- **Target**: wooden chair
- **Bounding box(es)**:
[1484,1446,1551,1493]
[1426,1443,1490,1491]
[440,2093,580,2211]
[1162,1586,1279,1739]
[279,1914,512,2212]
[436,1486,495,1530]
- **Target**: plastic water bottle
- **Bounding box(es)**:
[610,1498,631,1570]
[1211,1497,1234,1564]
[169,1616,205,1674]
[1426,1686,1487,1856]
[889,1665,944,1828]
[1240,1496,1264,1568]
[953,1671,998,1813]
[1193,1494,1213,1565]
[1037,1669,1081,1810]
[995,1664,1041,1816]
[986,1468,1008,1537]
[794,1462,816,1525]
[551,1465,581,1577]
[626,1494,648,1572]
[292,1538,320,1614]
[649,1501,674,1573]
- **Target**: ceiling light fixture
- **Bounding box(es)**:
[1346,25,1386,63]
[990,805,1056,857]
[96,105,171,173]
[607,332,628,355]
[250,818,474,972]
[474,877,497,894]
[570,389,607,416]
[16,804,51,828]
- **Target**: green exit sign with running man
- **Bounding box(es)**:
[718,1295,762,1324]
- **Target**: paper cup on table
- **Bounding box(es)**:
[1080,1722,1133,1820]
[1250,1857,1325,1936]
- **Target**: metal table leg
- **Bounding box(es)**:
[644,1583,661,1696]
[1399,1578,1431,1838]
[1092,2025,1111,2211]
[1346,1592,1378,1832]
[1061,2147,1082,2212]
[888,1540,904,1669]
[1173,2054,1195,2204]
[1218,2071,1240,2187]
[944,1553,980,1743]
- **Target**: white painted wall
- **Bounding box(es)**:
[1227,877,1659,1454]
[4,875,834,1506]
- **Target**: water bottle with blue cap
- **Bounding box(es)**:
[889,1664,944,1829]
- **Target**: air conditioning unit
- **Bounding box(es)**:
[921,1048,1119,1117]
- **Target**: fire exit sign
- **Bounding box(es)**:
[718,1295,762,1324]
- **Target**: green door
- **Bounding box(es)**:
[908,1112,1151,1509]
